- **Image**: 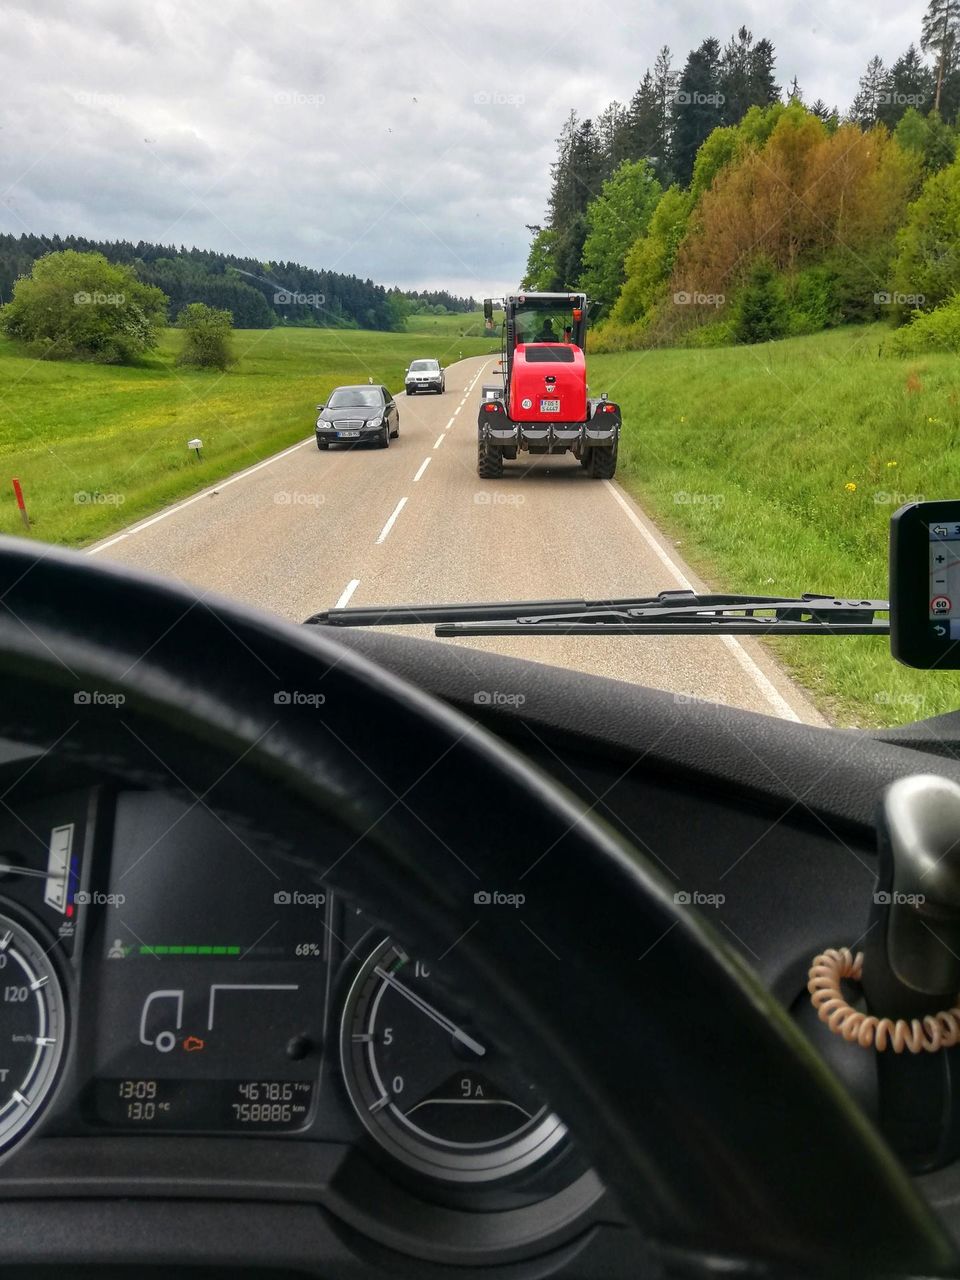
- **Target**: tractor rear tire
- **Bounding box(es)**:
[586,445,617,479]
[477,442,504,479]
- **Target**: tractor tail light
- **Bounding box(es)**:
[601,403,617,413]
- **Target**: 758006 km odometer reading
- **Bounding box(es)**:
[93,1078,314,1131]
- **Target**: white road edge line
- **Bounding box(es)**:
[86,436,315,554]
[413,457,432,482]
[93,534,128,552]
[376,497,408,545]
[433,434,445,450]
[335,579,361,609]
[601,481,800,723]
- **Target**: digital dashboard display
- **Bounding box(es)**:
[88,793,329,1133]
[929,520,960,638]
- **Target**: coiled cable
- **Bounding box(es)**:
[808,947,960,1054]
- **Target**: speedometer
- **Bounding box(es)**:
[0,910,67,1154]
[339,937,566,1183]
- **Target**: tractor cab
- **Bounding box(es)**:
[485,292,588,377]
[478,291,619,480]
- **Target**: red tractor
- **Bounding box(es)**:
[477,292,620,479]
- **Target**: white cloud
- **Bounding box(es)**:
[0,0,932,296]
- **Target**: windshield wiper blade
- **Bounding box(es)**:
[306,591,890,637]
[307,595,636,627]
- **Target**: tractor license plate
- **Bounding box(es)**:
[337,430,360,438]
[540,398,560,413]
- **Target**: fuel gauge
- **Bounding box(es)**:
[339,937,566,1183]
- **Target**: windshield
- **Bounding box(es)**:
[1,3,949,731]
[326,388,382,409]
[515,307,576,344]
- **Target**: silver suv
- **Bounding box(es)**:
[404,358,445,395]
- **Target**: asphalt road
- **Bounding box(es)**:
[88,356,824,724]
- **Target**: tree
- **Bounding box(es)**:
[921,0,960,112]
[717,28,781,125]
[747,38,780,110]
[671,38,724,185]
[608,186,692,325]
[0,250,167,362]
[596,101,633,179]
[624,70,661,166]
[892,156,960,311]
[719,27,759,124]
[689,125,741,199]
[733,256,787,343]
[849,56,889,127]
[808,101,840,133]
[546,115,604,284]
[878,45,935,127]
[522,227,560,290]
[176,302,235,370]
[553,215,589,291]
[651,47,676,180]
[579,160,662,306]
[894,106,958,172]
[669,111,917,308]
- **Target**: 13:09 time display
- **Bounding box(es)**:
[95,1078,315,1131]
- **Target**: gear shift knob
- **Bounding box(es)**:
[862,775,960,1018]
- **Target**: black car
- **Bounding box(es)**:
[315,384,400,449]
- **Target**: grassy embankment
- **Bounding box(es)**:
[595,324,958,725]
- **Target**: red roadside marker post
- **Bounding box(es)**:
[11,478,29,529]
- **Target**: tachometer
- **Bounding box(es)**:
[339,937,566,1183]
[0,910,67,1154]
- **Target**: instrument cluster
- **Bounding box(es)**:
[0,786,585,1210]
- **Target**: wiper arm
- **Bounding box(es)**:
[306,591,890,637]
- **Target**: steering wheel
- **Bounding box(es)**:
[0,537,955,1277]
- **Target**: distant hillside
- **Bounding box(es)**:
[0,234,477,331]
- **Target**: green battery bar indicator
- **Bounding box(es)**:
[139,945,242,956]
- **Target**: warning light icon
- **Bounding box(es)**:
[183,1036,205,1053]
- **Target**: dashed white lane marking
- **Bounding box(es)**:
[86,436,315,554]
[433,434,445,450]
[413,457,432,482]
[335,578,360,609]
[601,481,800,723]
[375,497,408,545]
[85,357,491,558]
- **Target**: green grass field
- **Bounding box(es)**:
[0,320,495,545]
[593,324,960,726]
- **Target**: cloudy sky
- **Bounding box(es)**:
[0,0,930,298]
